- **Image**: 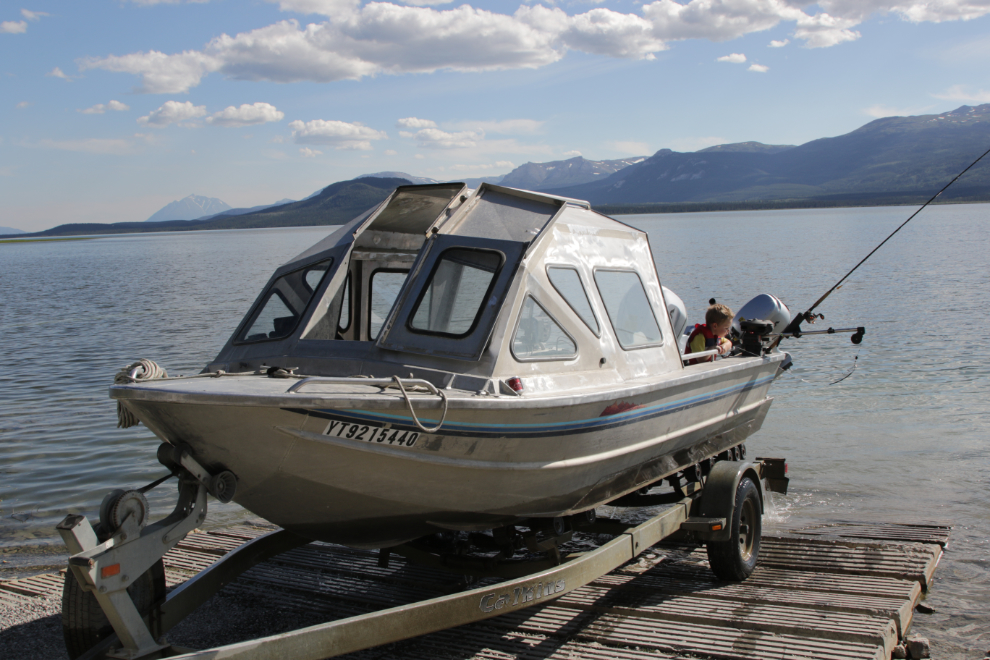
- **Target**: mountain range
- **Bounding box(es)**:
[0,226,26,235]
[22,104,990,238]
[547,105,990,206]
[31,178,407,237]
[145,195,232,222]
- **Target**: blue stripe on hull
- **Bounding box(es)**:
[295,373,776,438]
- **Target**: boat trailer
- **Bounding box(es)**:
[56,444,788,660]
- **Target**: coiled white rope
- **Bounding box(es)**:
[390,375,448,433]
[114,359,168,428]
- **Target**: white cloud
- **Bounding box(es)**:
[82,0,990,94]
[206,102,285,127]
[16,101,31,109]
[21,9,49,21]
[402,127,483,149]
[769,38,789,47]
[81,3,666,93]
[816,0,990,23]
[563,150,582,157]
[137,100,207,127]
[299,147,323,157]
[792,11,861,48]
[79,100,131,114]
[273,0,362,14]
[46,67,71,81]
[748,63,769,72]
[863,103,934,117]
[384,149,398,155]
[519,5,664,59]
[397,117,437,129]
[642,0,862,49]
[1,20,27,34]
[79,50,221,94]
[289,118,387,150]
[448,160,515,172]
[716,53,746,63]
[933,84,990,104]
[448,119,544,134]
[609,140,650,155]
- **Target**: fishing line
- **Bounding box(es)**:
[828,355,858,385]
[779,354,858,385]
[777,143,990,343]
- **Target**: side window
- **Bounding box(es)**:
[512,297,577,361]
[337,274,351,332]
[370,270,408,339]
[593,270,663,349]
[239,258,333,343]
[303,263,330,292]
[547,266,600,336]
[409,248,503,337]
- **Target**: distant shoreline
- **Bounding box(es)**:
[11,196,989,239]
[596,196,990,216]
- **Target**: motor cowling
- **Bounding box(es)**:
[662,286,688,339]
[732,294,791,335]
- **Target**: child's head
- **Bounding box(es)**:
[705,303,734,338]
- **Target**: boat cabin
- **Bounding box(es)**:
[210,183,687,395]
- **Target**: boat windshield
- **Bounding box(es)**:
[594,269,662,349]
[409,248,503,338]
[238,259,333,343]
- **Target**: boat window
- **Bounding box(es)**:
[409,248,503,338]
[593,269,663,349]
[512,296,577,361]
[370,270,408,339]
[338,274,351,332]
[302,273,351,340]
[547,266,600,336]
[303,262,330,293]
[239,258,333,343]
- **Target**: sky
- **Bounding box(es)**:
[2,0,989,232]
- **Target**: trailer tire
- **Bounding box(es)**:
[61,559,166,660]
[706,476,761,581]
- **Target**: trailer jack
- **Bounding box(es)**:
[57,446,234,659]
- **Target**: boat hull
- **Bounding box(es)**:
[117,358,782,548]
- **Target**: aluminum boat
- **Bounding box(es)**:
[112,183,790,548]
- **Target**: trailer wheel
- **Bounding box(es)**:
[706,476,761,581]
[61,559,166,659]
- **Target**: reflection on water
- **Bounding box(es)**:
[1,205,987,658]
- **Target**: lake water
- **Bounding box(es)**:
[2,204,988,658]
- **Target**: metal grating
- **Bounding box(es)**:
[2,521,950,660]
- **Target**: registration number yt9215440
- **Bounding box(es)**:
[323,420,420,447]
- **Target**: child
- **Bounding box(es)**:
[685,303,734,365]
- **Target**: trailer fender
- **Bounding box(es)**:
[692,461,763,542]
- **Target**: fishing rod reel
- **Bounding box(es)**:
[729,294,865,356]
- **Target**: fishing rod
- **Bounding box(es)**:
[772,143,990,348]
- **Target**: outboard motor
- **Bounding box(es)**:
[737,319,775,357]
[732,294,791,335]
[662,286,688,340]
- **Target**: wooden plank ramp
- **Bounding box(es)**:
[0,520,949,660]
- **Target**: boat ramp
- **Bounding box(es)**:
[0,518,949,660]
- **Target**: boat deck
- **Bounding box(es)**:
[0,519,949,660]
